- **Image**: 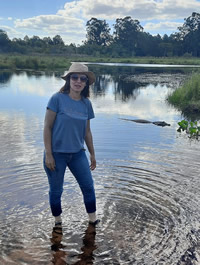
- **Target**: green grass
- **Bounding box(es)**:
[167,72,200,114]
[72,56,200,65]
[1,54,200,70]
[0,54,71,70]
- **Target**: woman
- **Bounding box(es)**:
[43,63,99,227]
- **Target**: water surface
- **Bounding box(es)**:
[1,65,200,264]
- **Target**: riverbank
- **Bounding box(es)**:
[167,73,200,118]
[75,56,200,65]
[0,54,71,70]
[1,54,200,70]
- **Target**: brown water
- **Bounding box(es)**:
[1,65,200,265]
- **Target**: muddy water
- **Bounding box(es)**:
[1,65,200,265]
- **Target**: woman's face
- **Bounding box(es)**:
[69,74,88,94]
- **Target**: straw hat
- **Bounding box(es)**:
[61,63,96,85]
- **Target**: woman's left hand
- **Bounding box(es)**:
[90,155,96,170]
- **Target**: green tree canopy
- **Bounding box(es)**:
[85,17,111,46]
[113,16,143,55]
[0,29,11,52]
[52,35,64,46]
[177,12,200,39]
[174,12,200,56]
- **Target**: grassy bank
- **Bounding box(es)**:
[1,54,200,70]
[73,56,200,65]
[0,54,71,70]
[167,73,200,115]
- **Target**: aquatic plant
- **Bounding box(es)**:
[177,119,200,139]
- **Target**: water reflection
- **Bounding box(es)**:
[113,78,141,102]
[0,71,13,86]
[50,227,67,264]
[1,65,200,264]
[74,224,97,265]
[50,223,97,265]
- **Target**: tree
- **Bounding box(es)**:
[85,18,111,46]
[29,35,43,47]
[24,35,30,43]
[52,35,64,46]
[177,12,200,39]
[136,33,162,56]
[113,16,143,55]
[0,29,11,51]
[175,12,200,56]
[43,37,53,46]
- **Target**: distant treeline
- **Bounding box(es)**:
[1,12,200,57]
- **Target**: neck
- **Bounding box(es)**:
[68,91,81,100]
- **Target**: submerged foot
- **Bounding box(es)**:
[53,222,62,234]
[89,219,100,226]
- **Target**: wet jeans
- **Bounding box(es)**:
[43,149,96,217]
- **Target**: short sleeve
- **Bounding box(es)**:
[87,99,95,120]
[47,93,59,113]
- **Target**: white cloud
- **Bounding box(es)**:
[91,82,177,121]
[8,17,13,21]
[156,0,200,20]
[14,14,86,44]
[0,25,23,37]
[144,21,183,34]
[58,0,157,20]
[15,14,85,32]
[57,0,200,21]
[3,0,200,44]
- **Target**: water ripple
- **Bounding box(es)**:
[1,113,200,264]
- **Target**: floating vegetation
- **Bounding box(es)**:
[177,119,200,139]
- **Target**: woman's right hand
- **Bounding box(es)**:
[45,153,56,171]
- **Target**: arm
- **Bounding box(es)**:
[43,109,57,171]
[85,120,96,170]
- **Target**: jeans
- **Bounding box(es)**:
[43,149,96,217]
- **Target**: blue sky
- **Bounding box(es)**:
[1,0,200,45]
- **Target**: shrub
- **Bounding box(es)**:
[167,72,200,113]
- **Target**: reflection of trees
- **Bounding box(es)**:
[25,71,43,79]
[89,64,195,76]
[0,70,57,86]
[89,64,196,103]
[92,75,111,96]
[0,71,13,85]
[114,79,140,102]
[91,72,141,102]
[26,70,55,79]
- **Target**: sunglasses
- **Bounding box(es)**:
[70,74,88,83]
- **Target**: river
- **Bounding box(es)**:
[0,63,200,265]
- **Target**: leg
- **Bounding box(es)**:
[43,152,67,217]
[68,150,96,215]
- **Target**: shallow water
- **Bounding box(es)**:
[1,65,200,264]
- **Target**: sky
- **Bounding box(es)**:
[1,0,200,45]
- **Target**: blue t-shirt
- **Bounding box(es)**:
[47,92,95,153]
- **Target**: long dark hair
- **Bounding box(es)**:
[59,75,90,98]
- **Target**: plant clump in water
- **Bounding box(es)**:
[177,120,200,139]
[167,73,200,115]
